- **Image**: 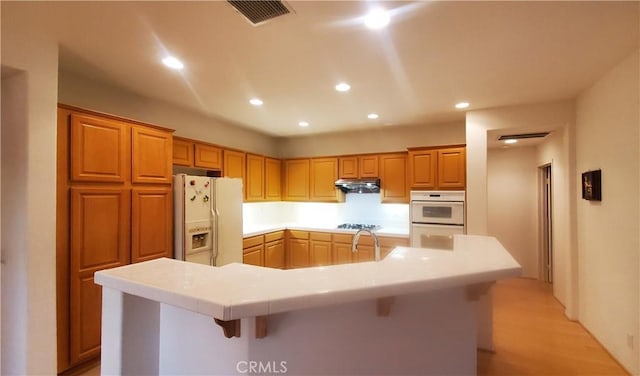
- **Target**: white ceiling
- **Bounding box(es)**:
[3,1,639,137]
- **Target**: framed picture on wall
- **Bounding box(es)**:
[581,170,601,201]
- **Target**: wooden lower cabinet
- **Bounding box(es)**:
[244,230,409,270]
[243,235,264,266]
[287,230,310,268]
[332,233,354,264]
[352,235,375,262]
[264,231,285,269]
[309,232,332,266]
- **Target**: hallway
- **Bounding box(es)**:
[478,278,628,375]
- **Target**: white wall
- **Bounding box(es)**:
[58,71,280,157]
[277,121,465,158]
[243,194,409,231]
[575,49,639,374]
[0,9,59,374]
[487,147,538,278]
[536,126,578,317]
[466,100,577,318]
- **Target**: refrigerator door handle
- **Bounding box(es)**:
[210,206,219,266]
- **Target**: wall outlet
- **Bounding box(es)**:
[627,334,634,349]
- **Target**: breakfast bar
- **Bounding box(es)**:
[95,235,520,375]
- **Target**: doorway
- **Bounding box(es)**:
[539,164,553,283]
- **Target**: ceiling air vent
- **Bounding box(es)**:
[227,0,293,26]
[498,132,550,140]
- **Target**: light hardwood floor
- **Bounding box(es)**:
[478,278,629,375]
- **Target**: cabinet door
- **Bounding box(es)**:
[359,155,379,178]
[265,158,282,201]
[332,242,354,265]
[70,114,129,183]
[131,126,173,184]
[379,153,409,203]
[283,159,310,201]
[265,240,285,269]
[310,157,340,202]
[409,149,437,189]
[194,143,222,170]
[437,147,466,189]
[288,239,310,268]
[246,154,265,202]
[223,149,246,178]
[70,187,130,364]
[310,240,332,266]
[172,137,194,166]
[131,187,173,263]
[353,244,374,262]
[243,245,264,266]
[339,156,358,178]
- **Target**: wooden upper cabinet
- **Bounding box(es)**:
[283,159,310,201]
[131,126,172,184]
[339,155,379,178]
[310,157,342,202]
[172,137,194,167]
[359,155,379,177]
[339,157,358,178]
[437,147,466,189]
[265,158,282,201]
[408,146,466,190]
[70,114,129,183]
[194,143,222,170]
[131,187,173,263]
[224,149,246,179]
[408,149,437,189]
[246,154,265,202]
[379,153,409,203]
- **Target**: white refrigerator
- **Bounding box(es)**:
[174,174,243,266]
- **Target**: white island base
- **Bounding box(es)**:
[102,285,478,375]
[96,236,520,375]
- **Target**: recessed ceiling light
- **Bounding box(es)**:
[367,113,379,119]
[335,82,351,92]
[455,102,470,109]
[249,98,263,106]
[298,121,309,127]
[504,139,518,144]
[364,8,390,30]
[162,56,184,70]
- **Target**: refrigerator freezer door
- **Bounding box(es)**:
[213,178,243,266]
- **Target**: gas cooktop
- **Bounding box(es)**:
[337,223,381,231]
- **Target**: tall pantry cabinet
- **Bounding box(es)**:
[56,105,174,372]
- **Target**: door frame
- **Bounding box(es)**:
[538,163,553,283]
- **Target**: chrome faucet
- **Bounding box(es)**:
[351,229,381,261]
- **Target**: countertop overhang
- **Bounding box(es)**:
[95,235,521,321]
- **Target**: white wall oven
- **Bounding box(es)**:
[410,191,465,249]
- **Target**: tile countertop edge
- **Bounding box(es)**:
[243,224,410,238]
[94,236,521,321]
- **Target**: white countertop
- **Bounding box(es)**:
[243,223,409,238]
[95,235,521,321]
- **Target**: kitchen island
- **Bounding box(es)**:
[95,235,520,375]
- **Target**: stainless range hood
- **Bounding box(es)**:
[334,178,381,194]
